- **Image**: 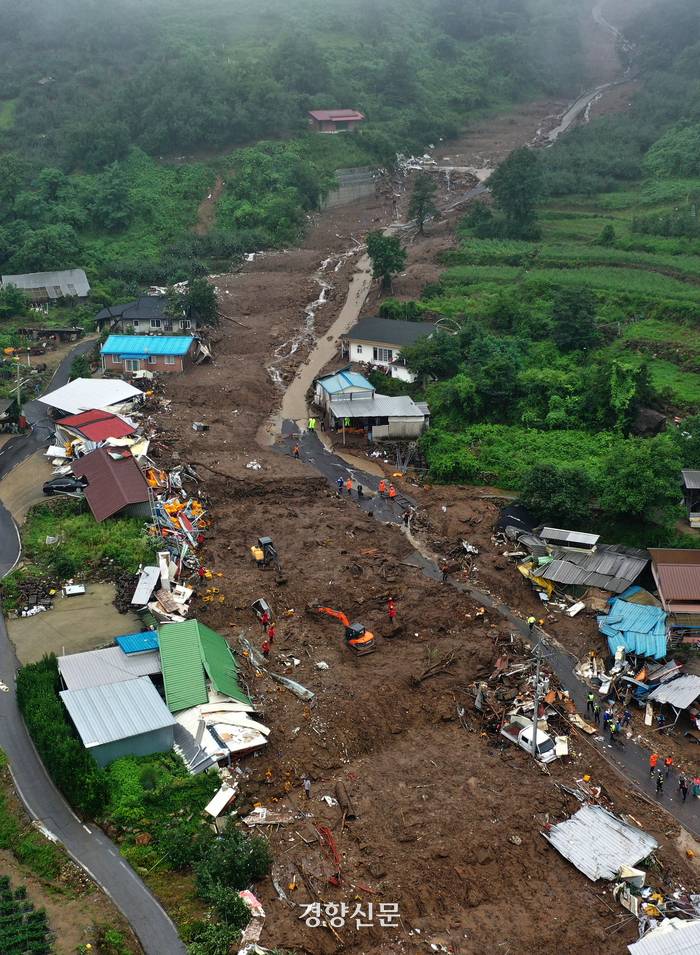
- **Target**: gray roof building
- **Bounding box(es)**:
[345,317,435,348]
[60,677,176,767]
[2,269,90,300]
[58,646,161,691]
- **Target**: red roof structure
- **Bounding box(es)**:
[72,447,149,522]
[649,548,700,614]
[56,409,136,442]
[308,110,365,123]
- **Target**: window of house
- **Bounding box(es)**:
[150,319,161,329]
[373,347,393,362]
[148,355,157,365]
[132,320,140,328]
[356,344,363,354]
[164,355,176,365]
[110,355,121,365]
[182,319,191,330]
[124,359,140,372]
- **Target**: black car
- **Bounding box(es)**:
[42,475,87,497]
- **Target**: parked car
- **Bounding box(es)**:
[42,475,87,497]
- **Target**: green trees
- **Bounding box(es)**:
[409,174,438,235]
[16,656,109,818]
[599,436,682,517]
[0,284,27,319]
[366,232,407,290]
[488,147,543,238]
[167,278,218,327]
[676,414,700,468]
[403,332,462,380]
[520,463,595,526]
[551,287,598,353]
[91,162,133,232]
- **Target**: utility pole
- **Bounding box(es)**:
[531,634,542,759]
[15,356,21,409]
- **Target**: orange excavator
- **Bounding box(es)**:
[316,607,376,656]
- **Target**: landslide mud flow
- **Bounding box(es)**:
[148,3,699,952]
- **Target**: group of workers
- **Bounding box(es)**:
[258,606,276,658]
[335,475,398,502]
[648,752,699,801]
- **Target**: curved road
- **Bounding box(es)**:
[0,342,186,955]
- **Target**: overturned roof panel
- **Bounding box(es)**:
[543,805,657,881]
[598,598,667,660]
[534,544,648,594]
[3,269,90,298]
[540,527,600,547]
[628,918,700,955]
[647,674,700,709]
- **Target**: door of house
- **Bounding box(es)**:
[124,359,140,372]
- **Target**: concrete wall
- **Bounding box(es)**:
[372,418,425,441]
[91,726,175,767]
[324,167,377,209]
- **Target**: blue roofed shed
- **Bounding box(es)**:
[315,369,374,411]
[101,335,197,374]
[598,598,668,660]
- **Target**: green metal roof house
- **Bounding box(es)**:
[158,620,250,713]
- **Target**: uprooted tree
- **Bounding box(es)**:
[366,231,407,290]
[408,172,438,234]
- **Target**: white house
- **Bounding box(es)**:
[342,317,435,383]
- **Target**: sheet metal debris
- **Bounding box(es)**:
[542,805,658,881]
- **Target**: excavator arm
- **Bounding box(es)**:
[317,607,350,628]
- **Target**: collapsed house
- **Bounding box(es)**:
[71,447,151,522]
[649,548,700,642]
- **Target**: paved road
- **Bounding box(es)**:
[0,340,186,954]
[286,426,700,838]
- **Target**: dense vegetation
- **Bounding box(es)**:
[402,0,700,540]
[16,656,109,817]
[104,754,271,953]
[0,0,584,290]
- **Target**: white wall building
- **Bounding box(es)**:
[342,317,435,383]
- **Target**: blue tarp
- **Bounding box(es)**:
[598,598,668,660]
[116,631,160,654]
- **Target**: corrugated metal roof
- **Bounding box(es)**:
[346,317,435,347]
[71,447,149,522]
[198,623,251,705]
[543,805,657,881]
[682,470,700,490]
[540,527,600,547]
[3,269,90,297]
[116,631,159,654]
[329,394,426,419]
[598,599,668,660]
[317,370,374,395]
[102,335,194,357]
[58,646,161,690]
[649,549,700,602]
[535,545,648,594]
[131,566,160,606]
[647,674,700,708]
[628,918,700,955]
[60,677,176,748]
[158,621,209,713]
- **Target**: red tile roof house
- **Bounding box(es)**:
[308,109,365,133]
[71,447,151,522]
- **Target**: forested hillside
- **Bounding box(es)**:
[0,0,584,291]
[404,0,700,544]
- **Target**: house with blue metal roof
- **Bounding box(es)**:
[314,368,374,410]
[101,334,197,374]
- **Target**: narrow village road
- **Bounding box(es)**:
[0,341,186,955]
